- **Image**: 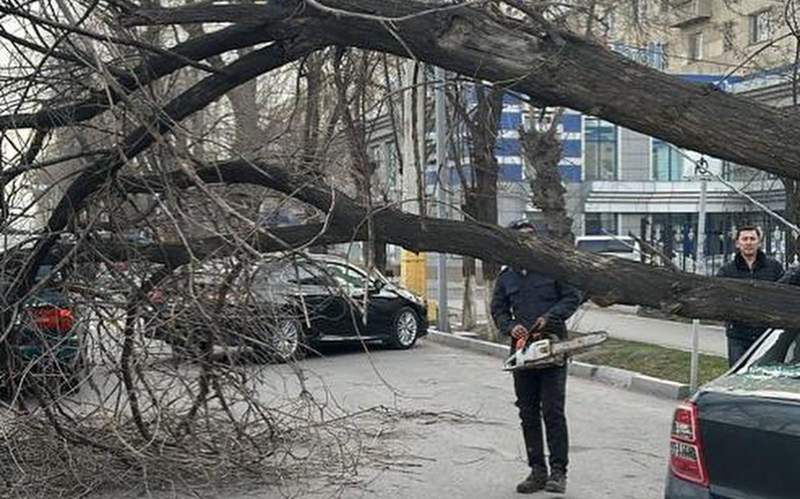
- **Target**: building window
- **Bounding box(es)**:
[585,213,618,235]
[723,21,736,51]
[722,161,760,181]
[750,9,772,43]
[584,117,617,180]
[369,145,382,167]
[652,140,683,180]
[650,41,668,70]
[688,32,703,61]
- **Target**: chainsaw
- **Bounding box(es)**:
[502,331,608,371]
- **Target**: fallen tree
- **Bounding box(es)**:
[109,159,800,330]
[4,0,799,316]
[1,2,799,495]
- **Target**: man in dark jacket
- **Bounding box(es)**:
[491,220,582,494]
[716,225,783,366]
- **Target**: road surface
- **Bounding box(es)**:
[207,340,675,499]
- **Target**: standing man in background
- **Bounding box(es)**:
[716,226,783,366]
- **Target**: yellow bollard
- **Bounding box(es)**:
[400,250,427,298]
[427,299,438,325]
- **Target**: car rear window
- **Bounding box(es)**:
[576,239,635,254]
[738,329,800,378]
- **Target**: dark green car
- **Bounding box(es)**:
[1,265,85,396]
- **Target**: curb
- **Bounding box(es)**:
[425,331,690,400]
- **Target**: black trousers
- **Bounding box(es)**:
[727,336,754,367]
[513,365,568,473]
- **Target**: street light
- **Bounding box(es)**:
[690,158,709,393]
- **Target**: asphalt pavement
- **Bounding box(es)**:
[149,340,677,499]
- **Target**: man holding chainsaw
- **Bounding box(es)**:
[491,220,582,494]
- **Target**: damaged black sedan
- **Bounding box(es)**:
[665,328,800,499]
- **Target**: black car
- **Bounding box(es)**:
[665,328,800,499]
[145,254,428,361]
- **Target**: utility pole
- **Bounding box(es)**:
[434,66,449,333]
[690,159,709,393]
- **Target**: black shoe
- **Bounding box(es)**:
[516,466,547,494]
[545,469,567,494]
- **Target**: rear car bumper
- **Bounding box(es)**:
[665,473,710,499]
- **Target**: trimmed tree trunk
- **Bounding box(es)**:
[519,108,574,244]
[456,84,503,339]
[473,86,503,339]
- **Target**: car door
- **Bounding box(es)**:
[320,261,370,336]
[321,261,396,338]
[253,260,351,338]
[289,262,353,337]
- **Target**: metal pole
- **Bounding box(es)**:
[435,66,449,333]
[690,171,708,393]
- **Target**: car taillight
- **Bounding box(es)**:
[30,306,74,333]
[669,401,709,487]
[147,288,165,304]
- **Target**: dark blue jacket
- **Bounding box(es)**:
[490,267,582,343]
[716,250,784,341]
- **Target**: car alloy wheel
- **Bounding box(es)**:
[393,308,419,349]
[271,319,301,360]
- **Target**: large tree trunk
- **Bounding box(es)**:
[122,0,800,181]
[458,84,503,339]
[117,159,800,330]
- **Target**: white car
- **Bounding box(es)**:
[575,235,642,261]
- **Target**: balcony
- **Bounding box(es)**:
[671,0,712,28]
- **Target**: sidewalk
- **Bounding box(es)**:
[567,304,726,358]
[438,282,727,358]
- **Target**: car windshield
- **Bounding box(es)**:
[737,329,800,378]
[576,239,635,253]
